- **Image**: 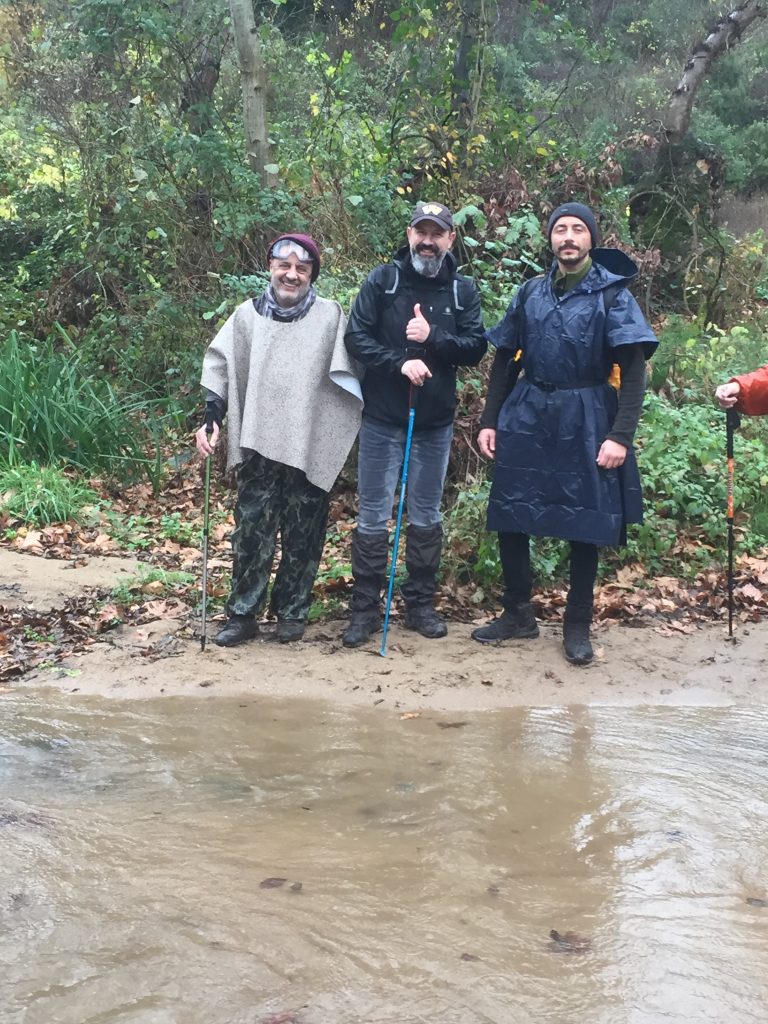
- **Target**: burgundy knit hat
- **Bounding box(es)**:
[267,233,322,281]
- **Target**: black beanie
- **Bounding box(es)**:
[547,203,600,249]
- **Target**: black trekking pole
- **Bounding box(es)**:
[380,384,418,657]
[200,412,215,652]
[726,407,740,640]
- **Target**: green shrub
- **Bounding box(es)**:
[0,462,98,526]
[650,317,768,401]
[0,327,173,486]
[631,393,768,573]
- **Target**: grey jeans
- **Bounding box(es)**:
[356,417,453,533]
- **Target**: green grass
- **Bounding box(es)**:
[0,462,98,525]
[0,327,176,487]
[111,567,196,605]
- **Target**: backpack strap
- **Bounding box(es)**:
[383,265,399,296]
[378,262,468,315]
[516,275,545,356]
[601,281,622,316]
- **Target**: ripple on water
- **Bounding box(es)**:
[2,694,768,1024]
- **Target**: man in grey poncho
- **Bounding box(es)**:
[195,234,363,646]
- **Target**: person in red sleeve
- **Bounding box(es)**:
[715,366,768,415]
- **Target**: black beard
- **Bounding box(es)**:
[557,248,584,267]
[411,246,445,278]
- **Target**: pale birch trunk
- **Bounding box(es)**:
[663,0,766,143]
[228,0,272,185]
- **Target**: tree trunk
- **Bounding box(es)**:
[663,0,767,143]
[451,0,493,137]
[180,33,226,136]
[228,0,271,184]
[630,0,767,304]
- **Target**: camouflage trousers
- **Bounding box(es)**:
[228,452,330,622]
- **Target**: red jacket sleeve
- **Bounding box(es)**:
[733,365,768,416]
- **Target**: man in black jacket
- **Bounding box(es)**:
[343,201,486,648]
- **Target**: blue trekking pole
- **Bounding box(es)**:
[380,385,418,657]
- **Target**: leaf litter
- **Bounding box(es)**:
[2,459,768,682]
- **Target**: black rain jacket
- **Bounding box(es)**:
[344,246,486,429]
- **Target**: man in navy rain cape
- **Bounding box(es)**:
[472,202,658,665]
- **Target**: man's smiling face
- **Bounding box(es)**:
[406,220,456,277]
[269,252,314,306]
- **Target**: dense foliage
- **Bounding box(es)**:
[1,0,768,590]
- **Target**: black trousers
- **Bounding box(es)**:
[498,532,598,609]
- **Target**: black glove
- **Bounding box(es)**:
[203,399,224,433]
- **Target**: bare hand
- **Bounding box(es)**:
[195,421,219,458]
[477,428,496,460]
[401,358,432,386]
[715,381,741,409]
[405,303,430,344]
[596,438,627,469]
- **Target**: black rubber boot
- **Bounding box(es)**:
[401,524,447,639]
[404,604,447,639]
[342,609,382,648]
[342,530,388,649]
[563,602,593,665]
[471,603,539,643]
[214,614,258,647]
[275,619,306,643]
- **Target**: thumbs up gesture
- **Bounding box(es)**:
[406,303,430,344]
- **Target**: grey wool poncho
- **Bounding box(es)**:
[200,297,363,492]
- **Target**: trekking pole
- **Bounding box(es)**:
[200,412,215,652]
[726,407,741,640]
[380,384,418,657]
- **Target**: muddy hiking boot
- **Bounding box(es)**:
[214,614,258,647]
[342,529,388,649]
[275,619,306,644]
[404,603,447,639]
[471,603,539,643]
[562,602,593,666]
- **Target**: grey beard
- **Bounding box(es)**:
[410,246,446,278]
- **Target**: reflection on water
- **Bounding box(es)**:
[3,693,768,1023]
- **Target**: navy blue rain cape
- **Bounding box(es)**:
[486,249,658,547]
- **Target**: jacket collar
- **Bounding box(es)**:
[547,246,639,292]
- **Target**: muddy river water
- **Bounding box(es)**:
[3,690,768,1023]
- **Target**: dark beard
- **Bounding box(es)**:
[410,246,446,278]
[557,245,586,268]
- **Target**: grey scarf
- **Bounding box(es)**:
[254,284,317,322]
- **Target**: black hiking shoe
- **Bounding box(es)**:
[471,604,539,644]
[404,604,448,639]
[562,618,593,666]
[275,619,306,644]
[214,615,258,648]
[342,610,381,649]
